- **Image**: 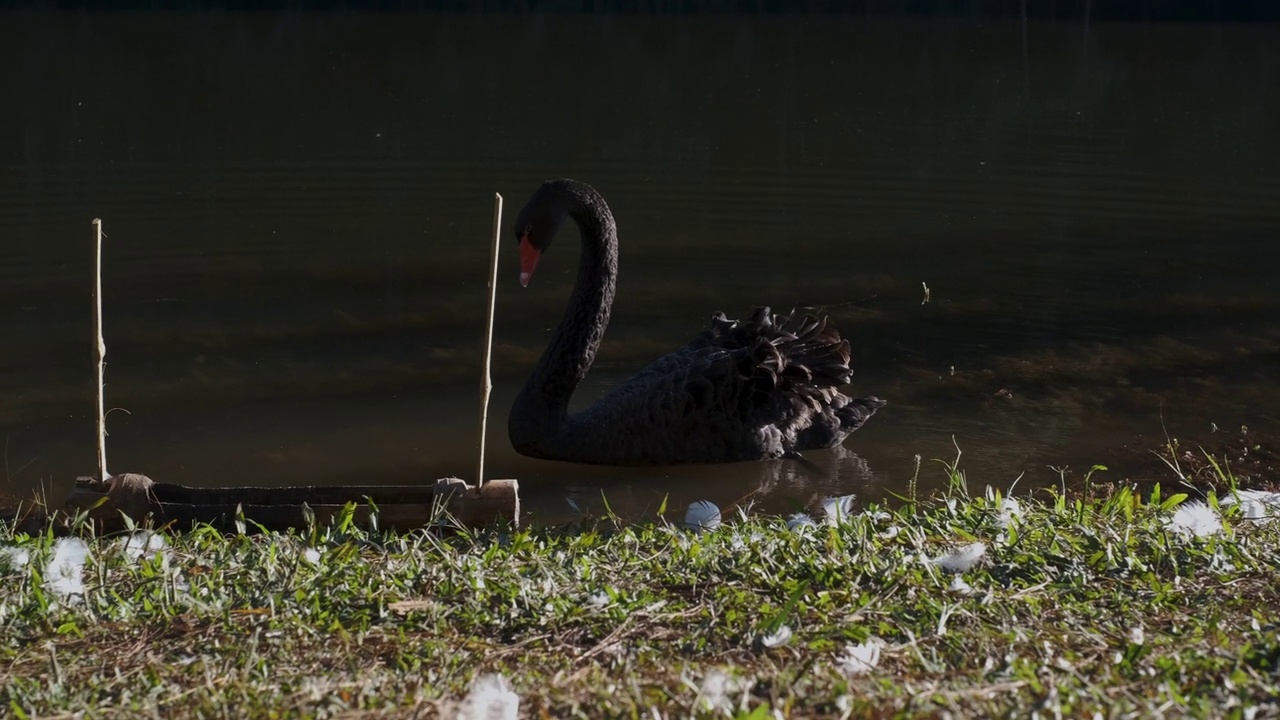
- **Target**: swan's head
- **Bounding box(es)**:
[514,181,575,287]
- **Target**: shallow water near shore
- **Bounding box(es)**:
[2,12,1278,524]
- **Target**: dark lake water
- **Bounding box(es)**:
[2,11,1278,524]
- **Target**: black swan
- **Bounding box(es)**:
[507,179,884,466]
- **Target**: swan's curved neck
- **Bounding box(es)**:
[512,186,618,452]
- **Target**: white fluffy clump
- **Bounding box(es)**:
[929,542,987,572]
[689,668,744,714]
[998,497,1022,528]
[1223,490,1280,521]
[948,575,977,596]
[1,545,31,570]
[459,673,519,720]
[684,501,722,532]
[836,638,885,676]
[982,486,1023,545]
[759,624,793,648]
[786,513,816,531]
[791,495,899,536]
[45,537,91,602]
[121,531,168,562]
[877,524,901,540]
[584,590,611,610]
[1166,500,1223,538]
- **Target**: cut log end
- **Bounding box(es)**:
[434,477,521,528]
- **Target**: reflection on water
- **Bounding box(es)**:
[1,12,1278,522]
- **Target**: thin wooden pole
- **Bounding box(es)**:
[475,193,503,488]
[92,218,109,482]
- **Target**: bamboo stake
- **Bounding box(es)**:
[475,193,503,488]
[92,218,108,482]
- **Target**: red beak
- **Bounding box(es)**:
[518,234,541,287]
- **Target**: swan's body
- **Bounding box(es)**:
[508,179,884,466]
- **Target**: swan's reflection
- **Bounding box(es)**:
[518,443,880,527]
[752,444,878,514]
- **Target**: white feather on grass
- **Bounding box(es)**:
[459,673,519,720]
[584,590,611,610]
[930,542,987,572]
[1222,490,1280,521]
[1129,624,1145,646]
[786,513,816,531]
[1166,500,1222,537]
[760,624,793,648]
[121,531,168,562]
[685,500,722,532]
[948,575,976,596]
[983,485,1023,526]
[691,668,742,714]
[45,537,90,601]
[1,545,31,570]
[998,497,1023,528]
[836,638,884,676]
[821,495,856,525]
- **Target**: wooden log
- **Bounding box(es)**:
[54,474,519,533]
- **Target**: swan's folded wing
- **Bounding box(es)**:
[615,308,856,416]
[575,307,871,462]
[703,307,854,389]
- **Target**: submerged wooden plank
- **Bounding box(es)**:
[45,473,520,533]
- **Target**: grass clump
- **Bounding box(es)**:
[2,461,1279,718]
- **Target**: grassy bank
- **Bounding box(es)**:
[2,455,1279,718]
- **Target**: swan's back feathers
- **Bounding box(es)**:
[561,307,883,465]
[709,307,853,392]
